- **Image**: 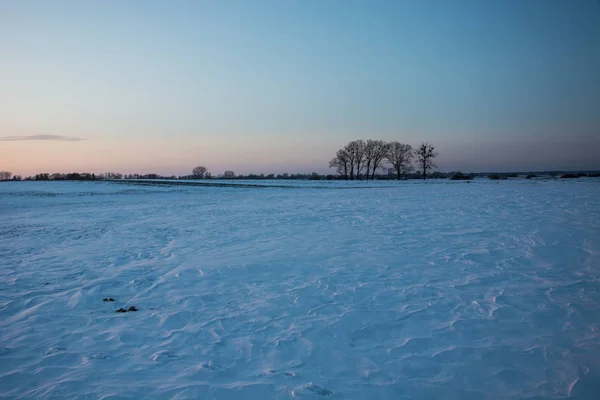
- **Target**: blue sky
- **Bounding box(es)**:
[1,0,599,175]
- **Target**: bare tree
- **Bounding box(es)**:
[346,140,366,180]
[355,140,367,180]
[386,142,413,180]
[223,170,235,179]
[105,172,123,179]
[368,140,389,180]
[363,140,392,180]
[192,166,208,179]
[329,148,351,180]
[330,140,391,180]
[0,171,12,181]
[363,140,376,180]
[414,142,437,180]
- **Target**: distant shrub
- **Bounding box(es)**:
[561,173,581,179]
[525,174,537,179]
[586,172,600,177]
[430,172,448,179]
[488,174,507,180]
[450,172,473,180]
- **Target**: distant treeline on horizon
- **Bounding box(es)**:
[1,170,599,182]
[3,139,599,182]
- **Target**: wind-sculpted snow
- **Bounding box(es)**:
[1,180,599,399]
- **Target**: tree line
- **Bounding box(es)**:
[0,171,17,181]
[329,140,437,180]
[0,171,178,181]
[3,170,597,182]
[3,157,599,183]
[187,167,321,180]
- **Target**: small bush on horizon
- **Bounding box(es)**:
[450,172,473,180]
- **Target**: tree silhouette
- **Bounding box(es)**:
[329,148,351,180]
[386,142,413,180]
[415,143,437,180]
[347,140,367,179]
[192,166,208,179]
[368,140,389,180]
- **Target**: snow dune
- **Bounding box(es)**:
[1,179,599,399]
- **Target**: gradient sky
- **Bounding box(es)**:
[1,0,599,176]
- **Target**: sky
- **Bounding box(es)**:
[1,0,599,176]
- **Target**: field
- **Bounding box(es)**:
[1,179,599,399]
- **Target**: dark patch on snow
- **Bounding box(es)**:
[305,383,332,396]
[115,306,139,313]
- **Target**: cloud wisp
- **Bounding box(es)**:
[0,135,86,142]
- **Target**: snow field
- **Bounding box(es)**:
[0,180,599,399]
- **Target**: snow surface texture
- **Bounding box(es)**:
[1,180,599,399]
